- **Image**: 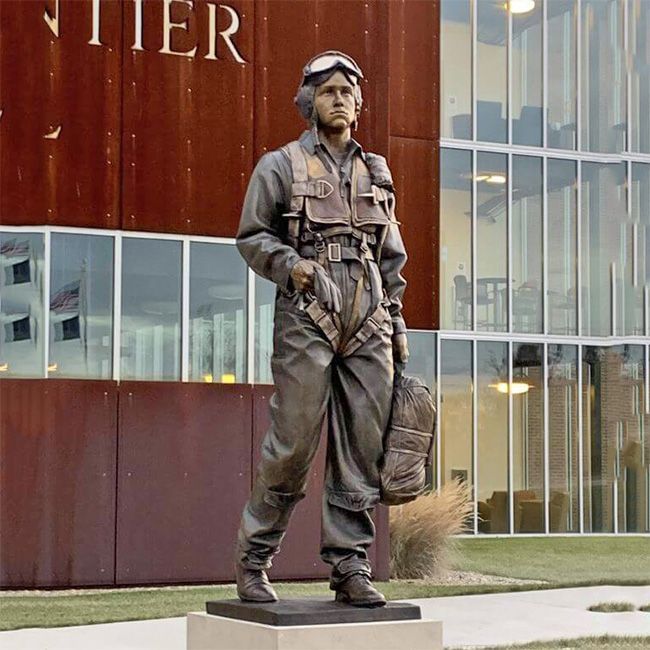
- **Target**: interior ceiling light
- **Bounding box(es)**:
[475,174,491,182]
[486,174,507,184]
[508,0,535,14]
[490,382,531,395]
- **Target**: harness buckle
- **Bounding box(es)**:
[327,243,342,262]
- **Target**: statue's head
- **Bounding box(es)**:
[294,51,364,129]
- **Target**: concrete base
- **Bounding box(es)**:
[187,612,442,650]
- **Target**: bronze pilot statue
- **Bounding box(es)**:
[234,51,409,607]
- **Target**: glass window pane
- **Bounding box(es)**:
[121,238,181,381]
[513,343,545,533]
[632,163,650,336]
[49,234,113,379]
[441,0,472,140]
[477,1,507,143]
[440,148,472,331]
[581,0,625,153]
[512,156,543,333]
[477,152,507,332]
[477,341,508,534]
[440,340,474,531]
[0,233,45,377]
[547,0,577,149]
[189,243,247,383]
[547,158,577,335]
[581,162,627,336]
[630,0,650,154]
[582,346,643,533]
[548,344,579,533]
[254,275,275,384]
[512,0,543,146]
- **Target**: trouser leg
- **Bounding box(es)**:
[236,293,333,569]
[320,311,394,585]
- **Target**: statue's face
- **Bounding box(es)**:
[313,70,357,131]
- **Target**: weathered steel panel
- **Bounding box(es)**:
[115,382,252,584]
[254,0,390,159]
[121,0,254,237]
[0,380,118,588]
[389,0,439,141]
[390,135,439,330]
[0,0,121,227]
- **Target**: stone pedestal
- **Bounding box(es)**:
[187,599,442,650]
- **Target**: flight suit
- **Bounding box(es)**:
[235,128,407,586]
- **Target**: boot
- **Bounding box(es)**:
[235,564,278,603]
[334,573,386,608]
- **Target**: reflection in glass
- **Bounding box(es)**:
[476,152,507,332]
[406,331,436,390]
[581,162,626,336]
[0,233,44,377]
[49,234,113,379]
[440,148,472,330]
[512,156,543,333]
[547,159,577,335]
[121,238,181,381]
[512,343,545,533]
[441,0,472,140]
[548,344,579,533]
[630,0,650,154]
[189,243,247,383]
[477,1,507,143]
[582,346,644,533]
[512,0,543,146]
[631,163,650,335]
[547,0,577,149]
[254,275,275,384]
[477,341,508,534]
[440,340,474,529]
[581,0,625,153]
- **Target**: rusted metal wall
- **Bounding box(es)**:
[115,382,253,584]
[0,380,118,588]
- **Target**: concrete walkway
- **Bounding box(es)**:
[1,585,649,649]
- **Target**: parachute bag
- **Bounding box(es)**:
[379,367,436,506]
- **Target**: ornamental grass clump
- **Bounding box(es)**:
[389,479,473,579]
[588,602,636,613]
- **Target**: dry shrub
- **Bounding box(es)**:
[389,479,473,579]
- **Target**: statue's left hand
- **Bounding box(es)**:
[392,332,409,364]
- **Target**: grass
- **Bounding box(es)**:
[639,604,650,613]
[587,602,637,613]
[481,637,650,649]
[1,537,648,632]
[453,537,650,584]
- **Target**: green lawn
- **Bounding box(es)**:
[453,537,650,584]
[483,637,650,650]
[1,537,648,632]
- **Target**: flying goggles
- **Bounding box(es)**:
[301,51,364,84]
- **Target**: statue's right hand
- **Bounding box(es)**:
[290,259,318,293]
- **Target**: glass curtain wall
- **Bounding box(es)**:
[512,343,545,533]
[49,234,113,379]
[441,0,472,140]
[476,341,509,534]
[629,0,650,154]
[0,233,44,377]
[440,339,474,530]
[440,148,473,330]
[476,152,507,332]
[547,0,577,150]
[189,243,247,383]
[548,344,580,532]
[512,0,543,147]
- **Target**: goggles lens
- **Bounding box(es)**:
[305,52,363,79]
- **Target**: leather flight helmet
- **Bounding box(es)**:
[294,50,364,126]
